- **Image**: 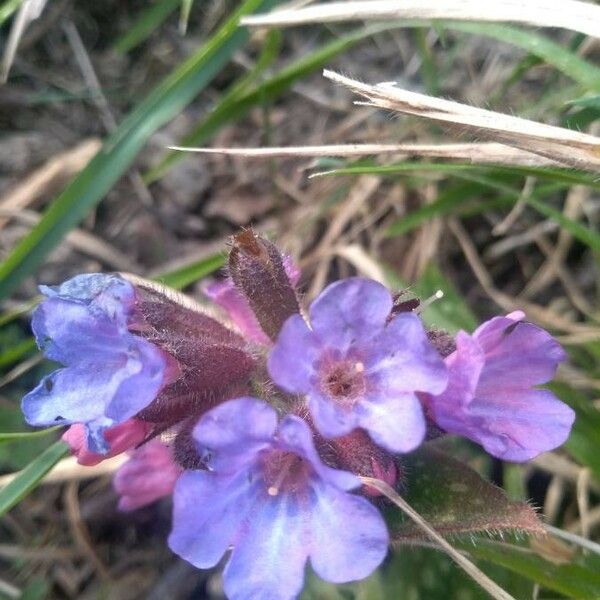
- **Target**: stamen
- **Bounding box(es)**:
[355,361,365,373]
[267,486,279,496]
[415,290,444,314]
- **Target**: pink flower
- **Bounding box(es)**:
[113,440,182,511]
[62,419,152,466]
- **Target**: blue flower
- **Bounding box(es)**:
[268,278,448,453]
[22,274,171,453]
[168,397,389,600]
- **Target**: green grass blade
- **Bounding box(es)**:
[445,22,600,91]
[385,181,511,237]
[316,161,600,191]
[113,0,180,54]
[179,0,194,34]
[0,427,59,445]
[157,252,226,290]
[0,0,22,27]
[0,337,36,369]
[145,23,391,183]
[465,539,600,599]
[322,161,600,253]
[0,0,279,303]
[0,440,68,516]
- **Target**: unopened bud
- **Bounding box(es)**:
[228,230,300,341]
[322,429,400,497]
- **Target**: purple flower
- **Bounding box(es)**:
[425,311,575,461]
[168,397,388,600]
[268,278,447,453]
[22,274,175,453]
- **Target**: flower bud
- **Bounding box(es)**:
[228,230,300,341]
[123,276,258,424]
[62,420,153,466]
[318,429,400,497]
[113,440,182,511]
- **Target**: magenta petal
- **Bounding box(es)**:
[357,393,426,453]
[63,419,151,466]
[309,481,388,583]
[468,388,576,461]
[366,312,448,395]
[203,279,269,344]
[114,440,181,511]
[268,314,319,394]
[169,469,256,569]
[224,497,309,600]
[309,278,392,350]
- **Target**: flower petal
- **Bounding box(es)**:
[168,469,256,569]
[475,316,567,391]
[357,392,426,453]
[309,481,388,583]
[366,312,448,395]
[268,314,319,393]
[465,388,576,462]
[40,273,134,324]
[426,331,485,432]
[309,278,392,350]
[193,397,277,473]
[224,495,309,600]
[307,390,359,439]
[22,329,166,453]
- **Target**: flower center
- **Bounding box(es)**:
[261,449,311,496]
[320,359,366,403]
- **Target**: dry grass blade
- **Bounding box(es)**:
[1,0,48,83]
[169,142,562,167]
[323,70,600,172]
[360,476,517,600]
[0,138,101,230]
[0,455,128,490]
[241,0,600,39]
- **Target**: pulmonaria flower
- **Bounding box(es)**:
[21,274,175,453]
[62,419,152,466]
[268,278,448,453]
[114,439,182,511]
[169,397,389,600]
[425,311,575,461]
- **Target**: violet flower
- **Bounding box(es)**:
[425,311,575,461]
[169,397,388,600]
[114,439,182,511]
[22,274,174,453]
[268,278,448,453]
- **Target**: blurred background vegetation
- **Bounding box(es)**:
[0,0,600,598]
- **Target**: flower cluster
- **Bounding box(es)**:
[22,231,575,600]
